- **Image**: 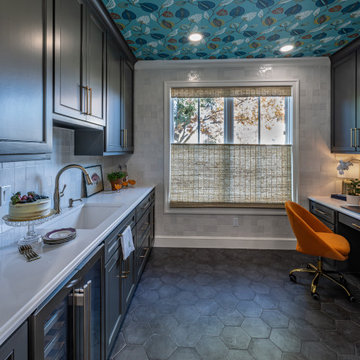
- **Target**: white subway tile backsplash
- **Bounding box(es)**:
[0,127,125,234]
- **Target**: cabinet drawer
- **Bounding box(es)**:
[339,213,360,232]
[136,190,155,222]
[104,210,135,263]
[136,207,151,248]
[310,201,335,224]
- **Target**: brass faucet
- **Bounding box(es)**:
[53,164,93,214]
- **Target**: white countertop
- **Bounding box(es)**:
[308,196,360,221]
[0,186,154,346]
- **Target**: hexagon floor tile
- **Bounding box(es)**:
[110,248,360,360]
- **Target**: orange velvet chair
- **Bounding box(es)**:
[285,201,354,301]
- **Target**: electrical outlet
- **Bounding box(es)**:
[0,185,11,206]
[233,217,239,227]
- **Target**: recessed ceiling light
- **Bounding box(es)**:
[280,44,294,53]
[188,33,203,42]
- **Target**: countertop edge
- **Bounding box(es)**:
[0,186,155,346]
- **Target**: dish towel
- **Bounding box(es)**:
[121,225,135,260]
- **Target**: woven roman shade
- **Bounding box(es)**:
[170,144,292,208]
[171,86,291,98]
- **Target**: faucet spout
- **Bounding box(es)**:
[53,164,93,214]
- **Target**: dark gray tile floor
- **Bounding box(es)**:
[111,248,360,360]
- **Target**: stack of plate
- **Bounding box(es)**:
[43,228,76,245]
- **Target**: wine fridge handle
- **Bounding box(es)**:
[83,280,92,360]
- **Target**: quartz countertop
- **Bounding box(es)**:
[308,196,360,221]
[0,186,155,346]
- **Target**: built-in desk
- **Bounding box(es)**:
[309,196,360,274]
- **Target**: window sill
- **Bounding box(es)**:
[164,205,287,216]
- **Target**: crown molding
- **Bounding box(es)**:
[135,56,330,70]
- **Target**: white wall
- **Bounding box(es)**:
[127,57,339,249]
[0,127,124,235]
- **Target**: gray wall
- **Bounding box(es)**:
[0,127,123,234]
[127,58,339,248]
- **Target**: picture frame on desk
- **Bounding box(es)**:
[84,165,104,197]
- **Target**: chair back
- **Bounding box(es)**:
[285,201,338,258]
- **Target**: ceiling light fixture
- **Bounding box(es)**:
[188,33,203,42]
[280,44,294,53]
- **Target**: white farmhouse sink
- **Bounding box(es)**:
[49,204,116,230]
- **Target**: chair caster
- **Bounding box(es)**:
[311,292,320,300]
[348,296,356,303]
[289,274,296,283]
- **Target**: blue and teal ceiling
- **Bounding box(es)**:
[103,0,360,60]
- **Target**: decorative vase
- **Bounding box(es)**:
[110,179,123,191]
[346,195,360,206]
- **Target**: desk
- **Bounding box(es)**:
[309,196,360,273]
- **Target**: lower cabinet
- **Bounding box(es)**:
[105,248,123,355]
[1,190,155,360]
[0,322,28,360]
[30,245,104,360]
[309,200,360,273]
[104,190,155,359]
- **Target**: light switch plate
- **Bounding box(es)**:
[0,185,11,206]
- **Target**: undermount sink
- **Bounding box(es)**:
[51,204,116,229]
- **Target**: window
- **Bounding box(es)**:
[169,86,293,208]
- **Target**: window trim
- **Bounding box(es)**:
[164,80,300,216]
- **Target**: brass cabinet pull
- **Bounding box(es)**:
[121,129,125,148]
[124,129,128,148]
[89,87,92,115]
[81,85,89,114]
[315,208,326,216]
[355,128,359,148]
[352,223,360,230]
[350,128,355,148]
[118,274,128,278]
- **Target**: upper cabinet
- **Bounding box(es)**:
[74,38,134,156]
[0,0,135,161]
[331,39,360,153]
[53,0,106,128]
[0,0,52,162]
[122,61,134,152]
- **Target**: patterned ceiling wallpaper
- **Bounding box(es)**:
[103,0,360,60]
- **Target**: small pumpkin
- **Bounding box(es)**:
[128,179,136,186]
[114,183,122,190]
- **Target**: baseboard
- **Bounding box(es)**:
[154,235,296,250]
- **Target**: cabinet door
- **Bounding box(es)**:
[105,249,123,358]
[357,49,360,149]
[54,0,87,122]
[78,249,104,360]
[122,61,134,152]
[0,322,28,360]
[85,11,106,126]
[106,39,122,152]
[0,0,52,160]
[332,52,357,152]
[122,251,136,312]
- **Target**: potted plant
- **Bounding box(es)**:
[345,178,360,206]
[107,171,127,191]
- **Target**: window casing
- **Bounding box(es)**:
[166,83,296,211]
